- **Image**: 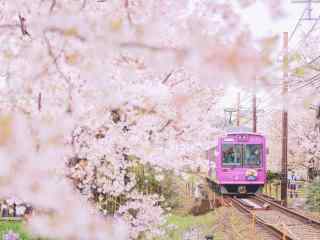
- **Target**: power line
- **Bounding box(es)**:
[292,0,320,21]
[289,6,308,42]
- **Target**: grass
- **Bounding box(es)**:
[1,215,219,240]
[0,220,32,240]
[154,211,225,240]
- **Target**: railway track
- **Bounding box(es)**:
[227,194,320,240]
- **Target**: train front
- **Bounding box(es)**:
[216,132,266,194]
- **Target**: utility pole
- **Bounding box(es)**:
[237,92,240,127]
[224,108,236,127]
[252,77,257,133]
[281,32,289,206]
[253,94,257,132]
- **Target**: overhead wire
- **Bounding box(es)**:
[230,4,320,124]
[289,6,308,43]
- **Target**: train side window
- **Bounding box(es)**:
[244,144,261,167]
[222,144,241,166]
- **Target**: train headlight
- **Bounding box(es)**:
[238,186,246,194]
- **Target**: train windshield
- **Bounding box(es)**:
[244,144,261,167]
[222,143,262,167]
[222,144,242,166]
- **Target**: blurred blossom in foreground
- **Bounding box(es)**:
[2,231,19,240]
[0,113,128,239]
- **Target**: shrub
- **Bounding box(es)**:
[267,170,281,182]
[306,178,320,212]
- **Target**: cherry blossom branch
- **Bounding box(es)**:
[43,29,73,113]
[45,26,86,42]
[42,26,86,113]
[119,42,188,54]
[124,0,133,25]
[0,23,19,30]
[169,79,185,88]
[116,54,145,69]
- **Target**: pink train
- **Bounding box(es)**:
[207,131,267,194]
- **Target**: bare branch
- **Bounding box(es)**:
[50,0,56,13]
[19,14,31,37]
[38,92,42,112]
[162,71,174,84]
[158,119,173,132]
[81,0,87,9]
[176,130,184,137]
[124,0,128,8]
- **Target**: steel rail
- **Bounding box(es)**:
[228,196,291,240]
[255,194,320,226]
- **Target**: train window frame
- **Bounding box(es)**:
[243,144,262,167]
[222,144,242,167]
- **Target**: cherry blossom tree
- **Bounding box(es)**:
[0,0,284,239]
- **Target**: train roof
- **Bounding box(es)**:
[226,132,264,137]
[225,127,264,137]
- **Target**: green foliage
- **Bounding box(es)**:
[0,221,51,240]
[159,172,182,211]
[96,163,181,215]
[134,164,159,194]
[293,67,305,77]
[267,170,281,182]
[154,212,221,240]
[133,163,181,210]
[0,221,30,240]
[306,178,320,212]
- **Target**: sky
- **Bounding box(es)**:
[242,0,317,40]
[223,0,307,95]
[219,0,320,123]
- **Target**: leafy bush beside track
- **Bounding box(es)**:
[306,178,320,212]
[266,170,281,182]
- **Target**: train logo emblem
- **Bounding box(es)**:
[245,169,257,180]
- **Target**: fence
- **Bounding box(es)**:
[263,180,320,218]
[263,180,307,201]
